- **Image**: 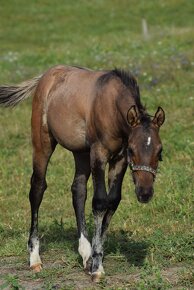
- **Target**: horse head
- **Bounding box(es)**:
[127,106,165,203]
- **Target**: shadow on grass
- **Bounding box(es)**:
[105,230,149,267]
[40,219,78,253]
[40,219,149,267]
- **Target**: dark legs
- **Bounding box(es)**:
[28,131,126,278]
[101,152,128,241]
[90,144,108,280]
[28,131,56,272]
[28,168,46,271]
[71,152,91,270]
[90,144,127,281]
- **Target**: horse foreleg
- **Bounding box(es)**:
[101,153,127,241]
[71,152,92,272]
[91,153,127,281]
[91,212,106,282]
[90,143,109,282]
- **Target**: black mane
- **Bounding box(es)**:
[98,69,151,127]
[98,68,145,111]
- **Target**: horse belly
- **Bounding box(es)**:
[47,104,88,152]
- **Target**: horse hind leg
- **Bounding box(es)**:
[28,123,56,272]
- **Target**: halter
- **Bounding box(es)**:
[129,160,157,177]
[127,153,157,178]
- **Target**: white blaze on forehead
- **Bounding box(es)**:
[78,233,92,268]
[147,136,151,146]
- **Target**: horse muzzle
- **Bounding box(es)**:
[135,186,154,203]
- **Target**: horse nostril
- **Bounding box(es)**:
[135,187,153,203]
[139,194,152,203]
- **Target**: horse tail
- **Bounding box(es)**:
[0,75,42,107]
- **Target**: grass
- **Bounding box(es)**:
[0,0,193,289]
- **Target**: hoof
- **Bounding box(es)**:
[84,267,91,276]
[30,263,42,273]
[91,271,105,283]
[84,257,92,275]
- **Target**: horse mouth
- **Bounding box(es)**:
[137,194,153,203]
[135,186,153,203]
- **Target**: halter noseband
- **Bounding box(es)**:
[127,151,157,178]
[129,160,157,177]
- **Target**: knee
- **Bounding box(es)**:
[107,193,121,211]
[71,178,86,194]
[92,195,108,212]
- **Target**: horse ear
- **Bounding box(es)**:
[152,107,165,127]
[127,105,139,127]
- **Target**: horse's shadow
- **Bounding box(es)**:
[104,230,149,267]
[40,218,149,267]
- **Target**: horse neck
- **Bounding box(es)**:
[116,93,136,135]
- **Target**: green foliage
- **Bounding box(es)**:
[136,265,171,290]
[0,0,193,288]
[0,275,25,290]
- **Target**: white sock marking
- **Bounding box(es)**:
[78,233,92,268]
[29,238,42,267]
[147,136,151,146]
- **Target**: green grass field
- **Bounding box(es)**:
[0,0,193,289]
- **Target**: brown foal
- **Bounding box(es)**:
[0,65,165,282]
